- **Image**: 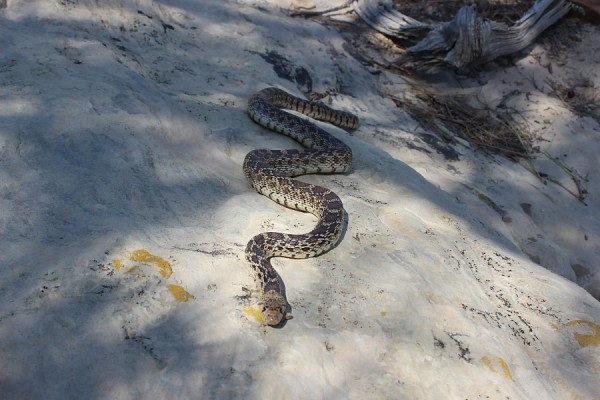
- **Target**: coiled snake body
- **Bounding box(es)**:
[244,88,358,326]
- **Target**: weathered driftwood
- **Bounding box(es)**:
[354,0,571,71]
[293,0,573,72]
[351,0,431,42]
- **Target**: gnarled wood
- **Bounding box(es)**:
[292,0,573,72]
[353,0,572,71]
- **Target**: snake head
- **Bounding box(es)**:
[263,306,285,326]
[261,286,289,326]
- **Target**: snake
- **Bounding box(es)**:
[243,87,358,326]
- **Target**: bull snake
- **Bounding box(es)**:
[243,87,358,326]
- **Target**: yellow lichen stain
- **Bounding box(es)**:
[112,249,171,278]
[128,249,172,278]
[482,356,513,380]
[380,311,387,316]
[168,284,195,302]
[549,321,559,330]
[565,320,600,347]
[111,250,197,304]
[243,306,264,325]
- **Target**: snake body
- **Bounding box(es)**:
[243,88,358,326]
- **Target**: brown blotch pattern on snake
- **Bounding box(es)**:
[243,87,358,326]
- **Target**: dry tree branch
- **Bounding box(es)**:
[292,0,573,71]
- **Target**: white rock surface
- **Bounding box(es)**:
[0,1,599,399]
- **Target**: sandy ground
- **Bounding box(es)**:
[1,0,599,399]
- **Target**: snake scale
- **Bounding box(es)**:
[243,87,358,326]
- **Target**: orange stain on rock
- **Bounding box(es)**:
[112,249,194,302]
[243,306,264,324]
[168,284,195,302]
[565,320,600,347]
[128,249,173,278]
[482,356,513,380]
